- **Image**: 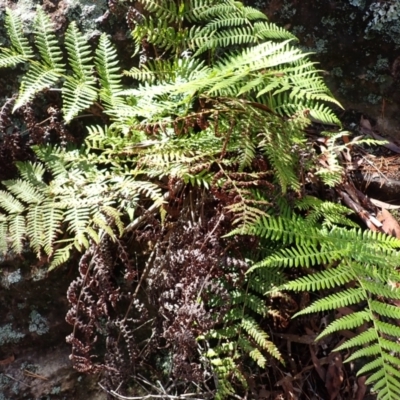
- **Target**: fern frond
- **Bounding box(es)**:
[13,63,62,111]
[16,161,47,187]
[241,316,283,361]
[295,288,366,315]
[63,201,92,250]
[230,290,268,316]
[2,179,45,204]
[95,34,124,111]
[62,22,97,122]
[0,191,25,214]
[42,200,64,256]
[0,216,8,254]
[0,50,29,68]
[237,215,319,248]
[26,205,45,255]
[334,328,377,351]
[0,9,33,67]
[34,7,64,69]
[369,300,400,319]
[49,242,75,271]
[9,214,26,253]
[283,263,357,291]
[249,348,267,368]
[138,0,180,23]
[5,9,34,58]
[11,7,65,111]
[317,311,372,337]
[295,196,358,228]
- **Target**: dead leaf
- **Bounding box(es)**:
[360,115,373,131]
[370,198,400,210]
[0,354,14,365]
[355,376,367,400]
[276,375,297,400]
[309,345,326,381]
[377,209,400,238]
[258,387,271,399]
[360,116,400,153]
[325,353,344,400]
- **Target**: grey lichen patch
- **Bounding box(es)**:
[331,67,343,77]
[0,323,25,346]
[50,385,61,394]
[65,0,109,39]
[300,35,328,54]
[4,0,37,24]
[2,269,22,288]
[348,0,366,9]
[321,16,337,27]
[28,310,49,335]
[274,0,297,20]
[364,1,400,46]
[366,93,382,104]
[291,25,305,36]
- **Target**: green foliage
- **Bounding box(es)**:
[247,210,400,400]
[0,147,162,268]
[0,9,33,67]
[200,269,283,399]
[0,7,115,122]
[1,1,398,399]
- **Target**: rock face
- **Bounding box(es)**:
[0,256,106,399]
[255,0,400,138]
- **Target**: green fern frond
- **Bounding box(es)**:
[9,214,26,253]
[95,34,124,110]
[2,179,45,204]
[11,7,65,111]
[230,290,268,316]
[63,201,92,250]
[4,9,34,58]
[0,50,29,68]
[295,288,366,315]
[42,200,64,256]
[0,9,33,67]
[26,205,45,255]
[49,242,75,271]
[249,348,267,368]
[14,63,63,111]
[0,191,25,214]
[236,215,319,247]
[34,7,64,69]
[334,328,377,351]
[369,300,400,319]
[0,216,8,254]
[283,263,357,291]
[62,22,97,122]
[138,0,180,23]
[16,161,47,187]
[318,311,372,336]
[241,316,282,361]
[295,196,358,228]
